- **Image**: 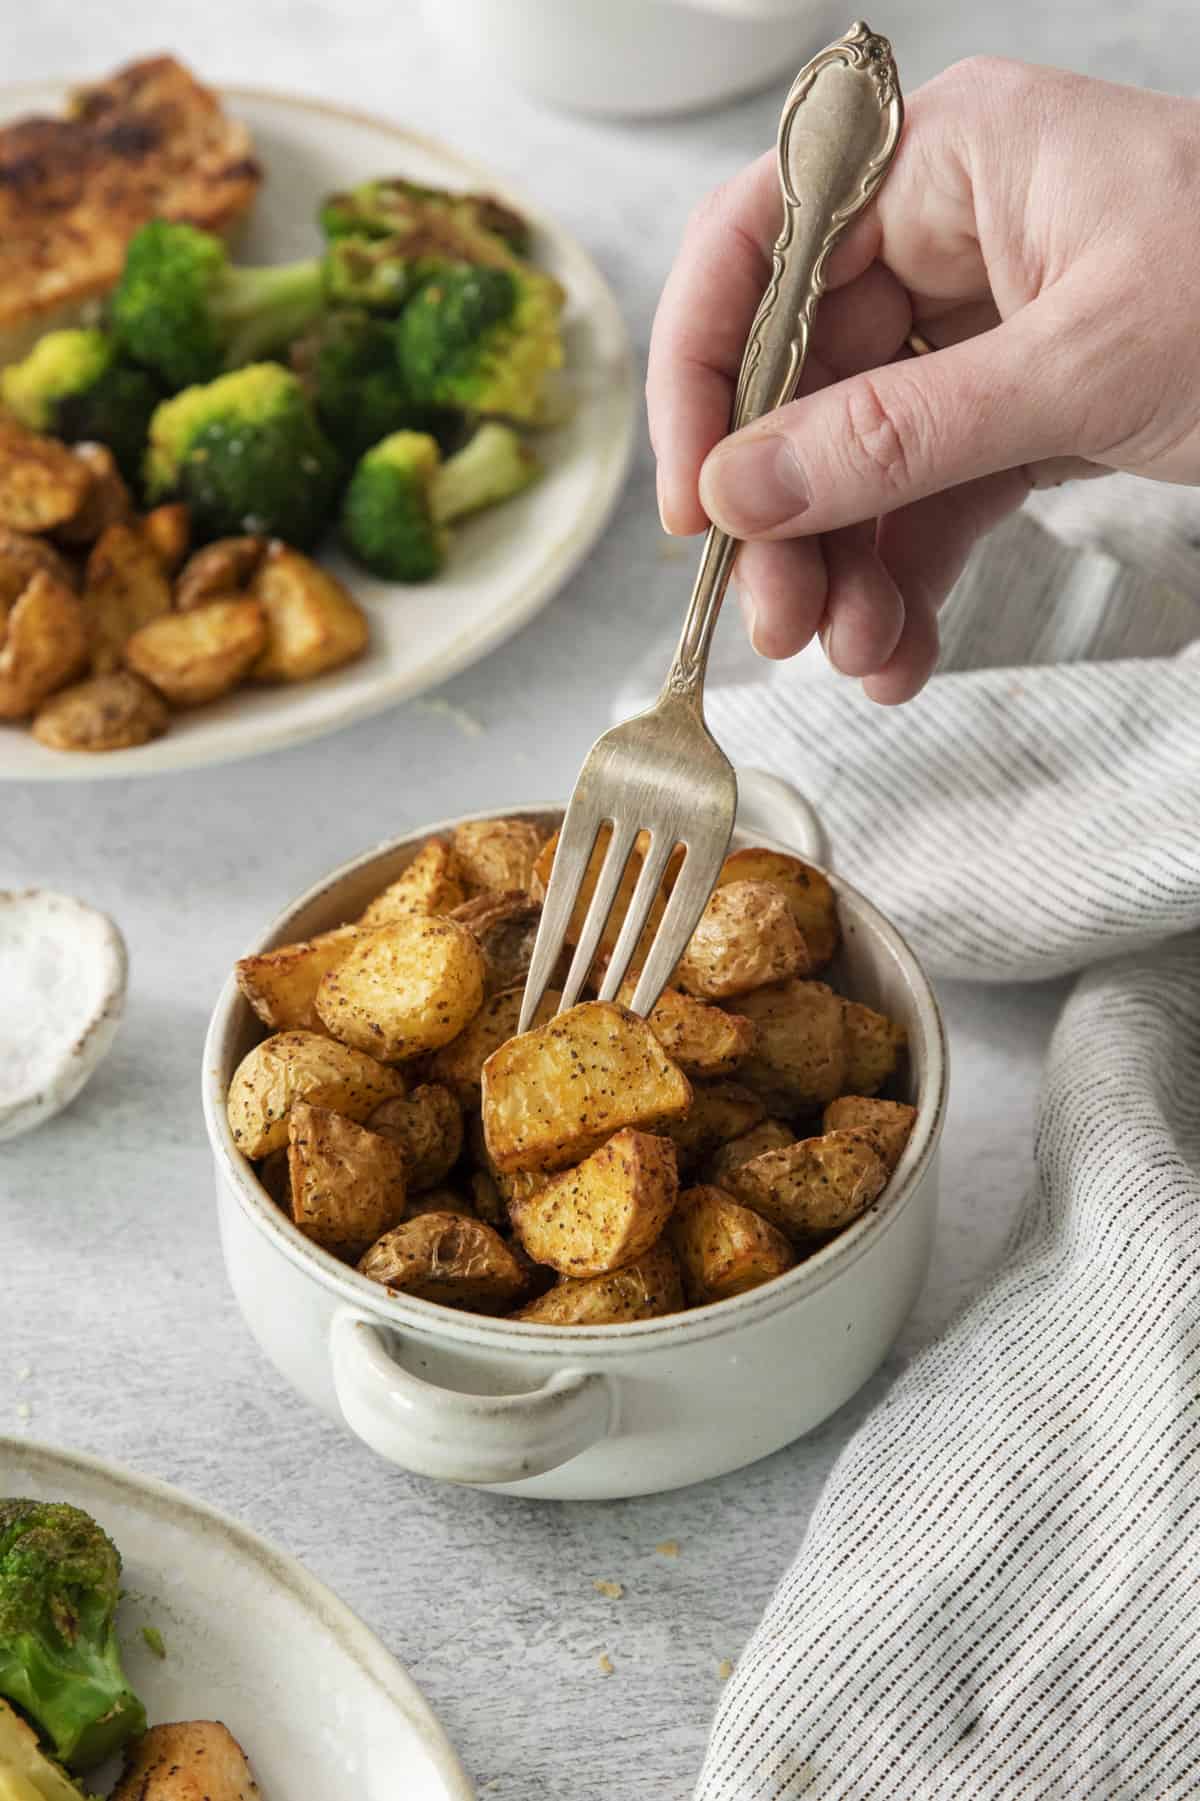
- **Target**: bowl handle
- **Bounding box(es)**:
[735,766,829,865]
[329,1311,614,1485]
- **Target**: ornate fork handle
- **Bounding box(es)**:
[665,21,904,705]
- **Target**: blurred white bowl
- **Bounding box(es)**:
[421,0,843,118]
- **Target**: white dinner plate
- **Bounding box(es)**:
[0,1437,474,1799]
[0,83,635,780]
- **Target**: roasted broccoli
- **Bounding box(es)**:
[393,265,563,424]
[0,1501,145,1775]
[292,310,460,461]
[0,329,161,486]
[322,236,422,315]
[321,177,530,256]
[145,363,341,547]
[110,220,325,391]
[341,423,538,580]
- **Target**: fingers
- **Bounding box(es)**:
[861,594,941,705]
[734,536,827,658]
[876,468,1032,613]
[819,525,906,676]
[699,301,1085,540]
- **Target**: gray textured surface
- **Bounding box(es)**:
[1,5,1194,1796]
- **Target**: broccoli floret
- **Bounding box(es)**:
[291,310,461,460]
[0,1502,145,1775]
[341,422,539,581]
[322,237,421,315]
[321,177,530,256]
[393,265,563,424]
[0,330,161,486]
[110,220,325,391]
[145,363,341,547]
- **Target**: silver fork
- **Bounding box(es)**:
[519,21,904,1033]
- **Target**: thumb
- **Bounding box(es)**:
[698,302,1088,539]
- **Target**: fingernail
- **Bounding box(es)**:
[704,433,811,533]
[656,465,674,536]
[738,587,767,657]
[820,619,846,675]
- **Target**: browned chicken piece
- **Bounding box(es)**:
[0,56,261,356]
[111,1720,260,1801]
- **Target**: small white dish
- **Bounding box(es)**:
[0,890,126,1142]
[0,83,635,782]
[0,1437,474,1800]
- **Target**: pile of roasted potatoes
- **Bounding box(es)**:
[226,819,917,1324]
[0,418,367,753]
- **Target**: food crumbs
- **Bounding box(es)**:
[597,1653,615,1676]
[718,1659,734,1681]
[655,1540,680,1557]
[142,1626,167,1660]
[593,1579,623,1599]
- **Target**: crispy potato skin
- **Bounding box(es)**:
[0,571,88,719]
[84,519,173,674]
[235,926,363,1034]
[450,890,544,996]
[358,1211,529,1312]
[669,1184,794,1304]
[226,1029,404,1159]
[704,1118,797,1186]
[0,527,78,608]
[726,1129,887,1240]
[469,1168,506,1228]
[406,1184,476,1220]
[662,1079,766,1173]
[316,914,486,1062]
[429,983,558,1102]
[286,1101,407,1261]
[735,979,847,1112]
[718,847,839,969]
[531,825,678,962]
[140,502,191,574]
[124,595,267,705]
[359,839,466,926]
[32,669,168,750]
[451,817,545,895]
[482,1000,693,1173]
[510,1128,679,1277]
[823,1095,916,1172]
[55,442,134,545]
[616,979,755,1076]
[367,1082,464,1190]
[677,880,810,1000]
[513,1242,684,1325]
[251,542,368,681]
[843,1000,907,1096]
[174,535,266,610]
[0,417,92,531]
[110,1719,260,1801]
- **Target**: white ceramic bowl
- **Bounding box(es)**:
[203,787,947,1500]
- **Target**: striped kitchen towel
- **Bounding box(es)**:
[692,478,1200,1799]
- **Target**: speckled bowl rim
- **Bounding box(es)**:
[204,802,948,1355]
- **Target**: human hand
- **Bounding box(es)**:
[647,57,1200,701]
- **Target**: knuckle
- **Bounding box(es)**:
[839,375,929,499]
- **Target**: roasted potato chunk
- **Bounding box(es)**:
[32,669,169,751]
[0,571,88,719]
[235,926,363,1034]
[736,979,847,1111]
[469,1168,506,1228]
[823,1095,916,1172]
[662,1079,766,1172]
[513,1242,684,1325]
[358,838,466,926]
[726,1129,887,1240]
[359,1211,528,1312]
[175,534,266,609]
[676,880,810,1000]
[84,519,172,673]
[367,1082,464,1190]
[452,816,545,895]
[258,1146,291,1209]
[251,542,368,681]
[0,416,92,531]
[704,1118,797,1186]
[450,890,544,996]
[509,1128,678,1277]
[669,1185,794,1304]
[316,914,486,1061]
[615,978,755,1076]
[286,1101,407,1261]
[124,596,267,706]
[111,1720,260,1801]
[531,824,679,962]
[407,1185,476,1220]
[718,847,839,969]
[843,1000,907,1095]
[429,983,558,1102]
[55,443,134,545]
[0,526,77,607]
[140,502,191,574]
[226,1029,404,1159]
[482,1000,692,1173]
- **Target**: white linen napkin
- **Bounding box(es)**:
[687,478,1200,1798]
